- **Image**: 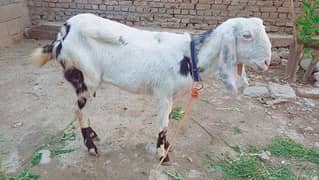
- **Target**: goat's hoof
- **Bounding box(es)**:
[88,148,99,156]
[159,155,171,166]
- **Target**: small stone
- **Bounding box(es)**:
[304,99,315,108]
[314,72,319,82]
[188,169,202,179]
[312,176,318,180]
[304,126,314,132]
[281,59,288,66]
[278,48,289,59]
[270,51,281,66]
[314,142,319,150]
[259,151,271,161]
[38,149,51,164]
[244,86,270,97]
[12,122,23,128]
[296,87,319,99]
[268,82,296,99]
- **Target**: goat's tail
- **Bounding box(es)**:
[30,44,54,68]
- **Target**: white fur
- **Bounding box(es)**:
[35,13,271,135]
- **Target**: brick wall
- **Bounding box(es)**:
[27,0,301,35]
[0,0,31,47]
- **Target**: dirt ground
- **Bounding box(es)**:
[0,40,318,180]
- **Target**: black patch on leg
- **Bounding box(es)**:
[179,56,192,77]
[81,127,99,154]
[56,43,62,58]
[157,130,170,162]
[64,67,88,95]
[77,97,87,109]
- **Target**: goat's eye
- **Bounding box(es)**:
[242,32,252,40]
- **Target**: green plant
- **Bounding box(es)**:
[166,170,185,180]
[0,170,40,180]
[209,154,296,179]
[232,126,242,135]
[295,0,319,58]
[266,137,319,164]
[170,107,185,121]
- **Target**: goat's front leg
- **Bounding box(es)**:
[156,97,173,163]
[64,67,100,155]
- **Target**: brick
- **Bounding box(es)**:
[99,4,106,10]
[58,0,72,2]
[196,4,210,9]
[179,3,194,9]
[119,1,132,5]
[260,7,277,12]
[90,0,102,4]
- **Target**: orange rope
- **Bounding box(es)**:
[154,85,200,171]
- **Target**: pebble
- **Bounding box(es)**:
[188,169,202,179]
[12,122,23,128]
[314,142,319,150]
[304,99,315,108]
[304,126,314,132]
[38,149,51,164]
[243,86,270,97]
[268,82,296,99]
[259,151,271,161]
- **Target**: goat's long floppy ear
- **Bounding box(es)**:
[218,32,238,93]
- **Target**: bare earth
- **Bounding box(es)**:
[0,40,318,179]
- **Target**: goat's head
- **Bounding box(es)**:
[217,17,272,92]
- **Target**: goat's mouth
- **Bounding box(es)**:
[253,63,269,72]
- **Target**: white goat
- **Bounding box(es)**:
[31,13,271,162]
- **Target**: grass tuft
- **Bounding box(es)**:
[170,107,185,121]
[232,126,242,135]
[266,137,319,164]
[0,170,40,180]
[166,170,185,180]
[209,153,296,180]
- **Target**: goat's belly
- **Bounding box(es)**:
[102,74,155,95]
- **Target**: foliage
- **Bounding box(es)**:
[295,0,319,59]
[170,107,185,121]
[209,153,295,179]
[232,126,242,135]
[166,170,185,180]
[0,170,40,180]
[266,137,319,164]
[208,137,319,179]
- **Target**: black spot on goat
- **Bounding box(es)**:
[179,56,192,77]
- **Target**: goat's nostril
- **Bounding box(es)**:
[265,60,270,66]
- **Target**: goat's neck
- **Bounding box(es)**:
[196,31,222,79]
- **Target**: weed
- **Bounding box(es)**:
[170,107,185,121]
[199,98,210,104]
[0,170,40,180]
[166,170,185,180]
[266,137,319,164]
[209,153,296,179]
[232,127,242,135]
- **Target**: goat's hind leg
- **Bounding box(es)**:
[64,67,100,155]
